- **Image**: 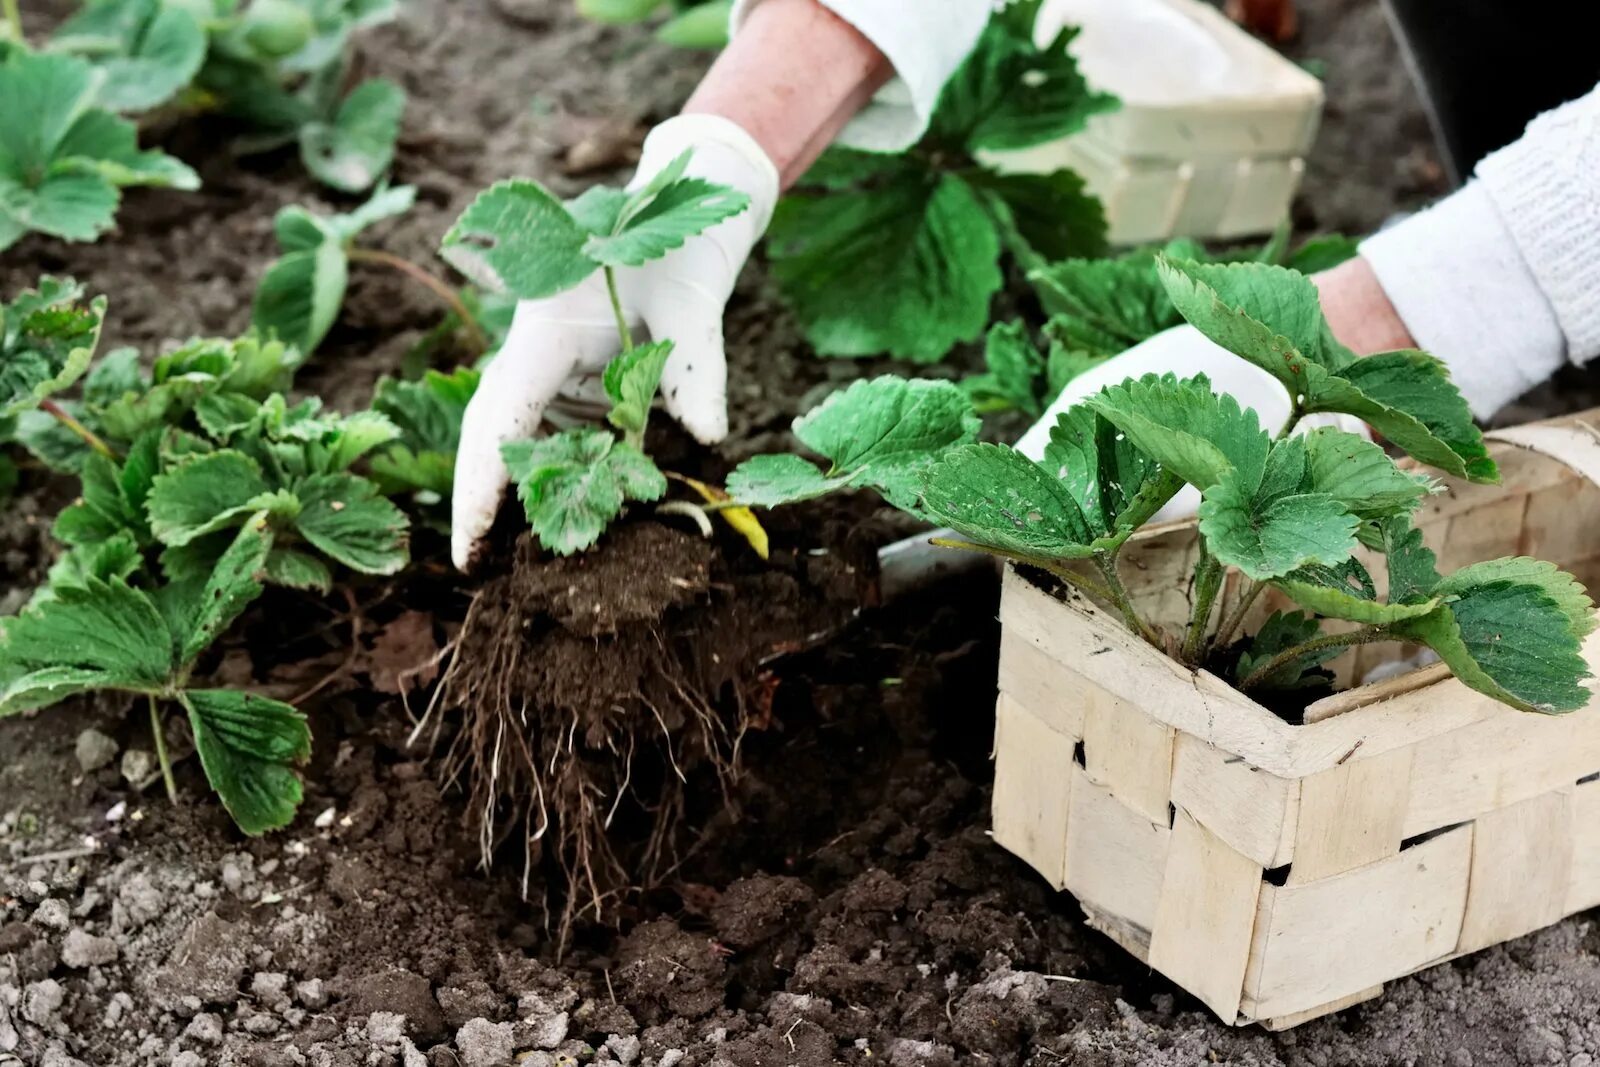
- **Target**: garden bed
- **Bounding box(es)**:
[11,1,1600,1065]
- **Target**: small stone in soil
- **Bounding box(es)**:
[184,1013,224,1046]
[30,899,69,931]
[60,928,117,968]
[74,729,118,773]
[456,1018,515,1067]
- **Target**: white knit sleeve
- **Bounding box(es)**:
[1476,85,1600,365]
[729,0,990,152]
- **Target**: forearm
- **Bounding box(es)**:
[1312,257,1415,357]
[682,0,892,188]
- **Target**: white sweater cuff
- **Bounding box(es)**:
[1476,86,1600,366]
[1359,182,1566,419]
[729,0,989,152]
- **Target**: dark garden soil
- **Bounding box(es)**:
[9,1,1600,1065]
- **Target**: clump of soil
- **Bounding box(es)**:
[433,519,863,937]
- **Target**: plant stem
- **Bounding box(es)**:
[1236,627,1392,691]
[348,248,488,353]
[928,537,1117,603]
[1,0,20,40]
[603,266,633,353]
[1275,401,1304,440]
[39,399,115,460]
[148,696,178,805]
[1181,550,1225,665]
[1094,551,1161,648]
[1214,578,1266,650]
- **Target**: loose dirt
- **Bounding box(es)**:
[9,1,1600,1065]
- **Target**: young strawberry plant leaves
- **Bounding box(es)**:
[920,443,1100,559]
[769,171,1003,363]
[0,51,199,251]
[1234,610,1340,690]
[583,152,751,268]
[1301,428,1433,521]
[0,277,105,417]
[1198,465,1358,581]
[252,185,415,355]
[1323,351,1497,482]
[1379,514,1441,604]
[1273,557,1439,626]
[181,688,310,835]
[1042,404,1182,538]
[170,515,274,667]
[441,179,595,299]
[299,77,405,193]
[727,377,981,509]
[1433,558,1596,639]
[1083,373,1270,494]
[34,530,143,609]
[368,366,479,498]
[264,546,333,592]
[0,576,175,714]
[1392,580,1591,713]
[963,322,1046,417]
[969,166,1107,267]
[146,450,279,546]
[604,340,673,446]
[293,472,409,574]
[48,0,207,112]
[503,429,667,556]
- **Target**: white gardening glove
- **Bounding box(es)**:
[1014,324,1370,523]
[451,114,780,571]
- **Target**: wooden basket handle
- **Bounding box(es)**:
[1484,421,1600,488]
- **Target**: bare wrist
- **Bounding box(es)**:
[682,0,891,188]
[1312,257,1417,356]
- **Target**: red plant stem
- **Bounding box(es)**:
[348,248,489,352]
[39,399,115,460]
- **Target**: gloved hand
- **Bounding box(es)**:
[451,114,780,571]
[1014,324,1369,523]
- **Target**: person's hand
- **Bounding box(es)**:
[451,115,780,571]
[1013,324,1368,523]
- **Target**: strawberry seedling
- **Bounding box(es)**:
[440,149,752,555]
[0,50,199,251]
[576,0,732,49]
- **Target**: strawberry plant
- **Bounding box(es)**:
[0,50,200,251]
[766,0,1116,362]
[439,149,752,555]
[367,365,481,506]
[1,515,312,834]
[36,0,404,193]
[739,259,1596,714]
[576,0,731,49]
[253,185,487,357]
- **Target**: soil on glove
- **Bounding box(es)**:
[10,1,1600,1066]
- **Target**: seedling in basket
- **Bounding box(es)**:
[439,149,758,556]
[738,259,1596,715]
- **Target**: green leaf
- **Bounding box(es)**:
[1287,234,1360,274]
[1435,558,1596,639]
[371,366,478,453]
[1198,467,1358,581]
[0,577,174,714]
[930,16,1118,153]
[1042,403,1181,537]
[583,171,750,268]
[175,515,274,668]
[183,688,310,835]
[1394,582,1591,714]
[294,472,409,574]
[1084,373,1270,494]
[299,78,405,194]
[1030,251,1182,354]
[1234,610,1339,689]
[769,174,1002,362]
[51,0,207,112]
[576,0,662,22]
[603,340,672,441]
[775,376,982,509]
[1301,427,1432,521]
[40,530,142,603]
[1274,559,1439,625]
[920,443,1100,560]
[502,429,666,556]
[264,547,332,592]
[1380,514,1442,605]
[655,0,731,47]
[195,392,264,440]
[724,453,847,509]
[1321,351,1496,483]
[147,450,274,546]
[962,321,1044,417]
[439,178,596,299]
[327,183,415,242]
[0,276,105,416]
[251,241,348,355]
[968,167,1107,264]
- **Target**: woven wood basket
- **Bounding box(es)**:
[992,414,1600,1029]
